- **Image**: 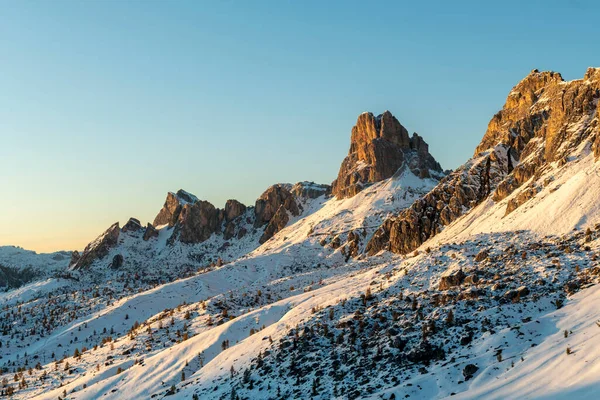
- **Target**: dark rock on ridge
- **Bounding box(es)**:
[259,205,290,244]
[70,222,120,270]
[254,184,300,227]
[174,200,222,244]
[153,190,198,227]
[143,223,159,241]
[69,250,81,266]
[122,218,142,232]
[290,181,331,199]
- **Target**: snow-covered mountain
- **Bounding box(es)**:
[0,246,71,290]
[2,69,600,400]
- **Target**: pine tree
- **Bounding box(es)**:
[311,378,319,395]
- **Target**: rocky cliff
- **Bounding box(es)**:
[70,222,120,270]
[71,179,332,272]
[367,68,600,255]
[331,111,443,198]
[152,190,199,227]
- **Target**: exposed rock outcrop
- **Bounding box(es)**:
[344,231,361,259]
[122,218,142,232]
[149,184,306,245]
[110,254,124,269]
[367,68,600,255]
[366,147,510,255]
[331,111,443,198]
[255,184,300,227]
[174,200,222,244]
[143,223,159,241]
[594,133,600,160]
[70,223,120,270]
[224,199,246,221]
[291,181,331,199]
[153,190,198,227]
[259,205,290,244]
[69,250,80,266]
[488,68,600,206]
[223,200,247,240]
[505,185,538,215]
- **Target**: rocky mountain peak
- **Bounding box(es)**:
[367,67,600,256]
[70,222,120,270]
[332,110,443,198]
[152,189,197,227]
[474,69,564,157]
[173,200,221,244]
[122,217,142,232]
[254,184,299,227]
[224,199,246,222]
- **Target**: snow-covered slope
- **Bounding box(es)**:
[1,69,600,400]
[0,166,438,400]
[0,245,71,271]
[455,283,600,399]
[0,246,71,289]
[430,142,600,247]
[255,166,440,260]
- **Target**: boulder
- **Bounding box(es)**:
[438,269,466,290]
[504,285,530,301]
[462,364,479,380]
[406,341,445,364]
[463,274,480,285]
[143,223,159,241]
[475,249,489,262]
[110,254,124,269]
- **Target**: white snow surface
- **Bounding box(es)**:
[3,148,600,400]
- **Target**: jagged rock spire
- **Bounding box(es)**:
[331,110,443,198]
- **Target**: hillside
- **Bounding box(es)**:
[1,70,600,400]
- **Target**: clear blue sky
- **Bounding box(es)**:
[1,0,598,252]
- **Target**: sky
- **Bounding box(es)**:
[0,0,599,253]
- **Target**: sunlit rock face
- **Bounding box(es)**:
[332,110,443,199]
[367,68,600,255]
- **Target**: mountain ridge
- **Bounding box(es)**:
[2,68,600,400]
